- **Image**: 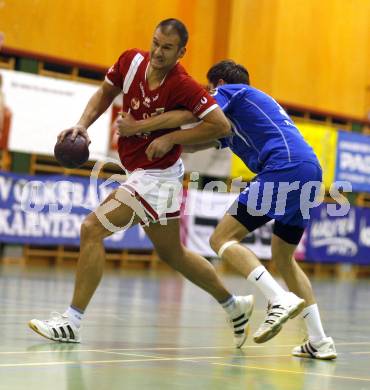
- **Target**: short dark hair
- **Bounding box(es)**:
[157,18,189,48]
[207,60,250,86]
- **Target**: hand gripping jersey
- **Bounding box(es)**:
[106,49,217,171]
[215,84,320,173]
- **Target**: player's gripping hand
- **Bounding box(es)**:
[146,134,174,161]
[57,125,91,145]
[116,112,140,137]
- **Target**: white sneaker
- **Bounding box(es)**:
[28,312,81,343]
[253,292,305,343]
[229,295,254,348]
[292,337,337,360]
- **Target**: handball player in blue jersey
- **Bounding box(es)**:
[119,60,337,359]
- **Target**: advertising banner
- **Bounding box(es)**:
[306,204,370,264]
[1,69,111,160]
[185,189,305,260]
[296,122,338,189]
[335,130,370,192]
[0,171,152,249]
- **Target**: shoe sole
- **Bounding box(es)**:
[253,322,283,344]
[28,321,80,343]
[288,299,305,319]
[235,296,254,349]
[292,351,337,360]
[253,299,306,344]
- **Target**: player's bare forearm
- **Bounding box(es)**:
[117,110,197,137]
[183,141,218,153]
[166,107,230,145]
[145,108,230,160]
[77,81,121,129]
[138,110,196,132]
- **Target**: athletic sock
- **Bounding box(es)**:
[302,304,327,342]
[64,305,84,328]
[247,265,286,301]
[219,295,240,318]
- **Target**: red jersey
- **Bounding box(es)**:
[105,49,218,171]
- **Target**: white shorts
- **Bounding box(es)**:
[121,159,184,225]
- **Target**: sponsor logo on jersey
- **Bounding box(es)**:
[131,98,140,110]
[139,82,145,98]
[143,97,151,108]
[194,95,208,114]
[139,82,157,107]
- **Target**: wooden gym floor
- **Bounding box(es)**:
[0,263,370,390]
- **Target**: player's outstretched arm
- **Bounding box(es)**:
[58,81,121,143]
[183,141,219,153]
[166,107,230,145]
[116,110,196,137]
[146,107,230,160]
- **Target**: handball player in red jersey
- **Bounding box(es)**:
[28,19,254,347]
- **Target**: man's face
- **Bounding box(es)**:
[150,28,185,70]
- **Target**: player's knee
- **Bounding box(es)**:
[80,213,106,241]
[209,231,221,253]
[209,230,231,253]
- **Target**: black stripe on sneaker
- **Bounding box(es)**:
[234,319,248,329]
[232,314,245,323]
[306,342,317,357]
[302,342,314,357]
[59,326,67,339]
[52,328,58,338]
[308,342,317,353]
[234,329,244,335]
[67,325,75,340]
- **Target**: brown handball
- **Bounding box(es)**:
[54,134,89,168]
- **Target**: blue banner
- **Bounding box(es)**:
[0,171,152,249]
[306,204,370,264]
[335,130,370,192]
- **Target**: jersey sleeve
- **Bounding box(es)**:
[105,50,137,90]
[212,89,230,110]
[216,137,230,149]
[171,77,218,119]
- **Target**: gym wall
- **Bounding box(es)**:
[1,0,369,116]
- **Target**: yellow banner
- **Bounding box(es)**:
[230,122,338,189]
[230,154,256,181]
[297,122,338,189]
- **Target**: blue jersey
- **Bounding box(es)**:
[215,84,319,173]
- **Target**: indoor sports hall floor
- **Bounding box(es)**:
[1,264,370,390]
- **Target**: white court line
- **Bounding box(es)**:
[0,346,285,355]
[211,362,370,383]
[100,350,292,360]
[0,356,223,368]
[1,353,370,382]
[0,349,291,360]
[0,341,369,355]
